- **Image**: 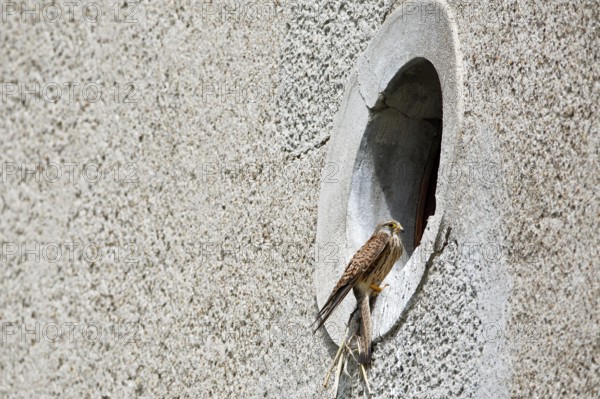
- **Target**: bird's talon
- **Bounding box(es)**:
[369,284,388,293]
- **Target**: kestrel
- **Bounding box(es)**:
[314,220,404,364]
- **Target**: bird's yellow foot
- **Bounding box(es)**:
[370,284,389,294]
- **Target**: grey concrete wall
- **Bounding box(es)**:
[0,1,597,398]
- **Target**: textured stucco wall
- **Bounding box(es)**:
[0,1,597,398]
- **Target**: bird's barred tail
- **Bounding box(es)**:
[358,294,372,365]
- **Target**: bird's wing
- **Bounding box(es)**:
[313,232,390,332]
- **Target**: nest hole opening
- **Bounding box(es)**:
[347,58,443,255]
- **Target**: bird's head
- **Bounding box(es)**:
[378,220,404,235]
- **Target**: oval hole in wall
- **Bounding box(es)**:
[346,58,442,259]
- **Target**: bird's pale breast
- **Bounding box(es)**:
[357,235,403,293]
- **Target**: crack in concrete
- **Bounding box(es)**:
[288,135,331,161]
[355,60,368,106]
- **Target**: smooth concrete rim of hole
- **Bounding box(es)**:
[315,0,463,346]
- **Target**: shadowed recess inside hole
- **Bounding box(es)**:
[347,58,442,256]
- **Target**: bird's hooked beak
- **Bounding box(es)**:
[398,224,404,233]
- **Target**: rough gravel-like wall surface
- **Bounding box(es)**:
[0,1,597,398]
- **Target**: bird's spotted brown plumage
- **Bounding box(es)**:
[313,220,404,364]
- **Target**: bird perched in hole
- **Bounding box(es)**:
[314,220,404,364]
